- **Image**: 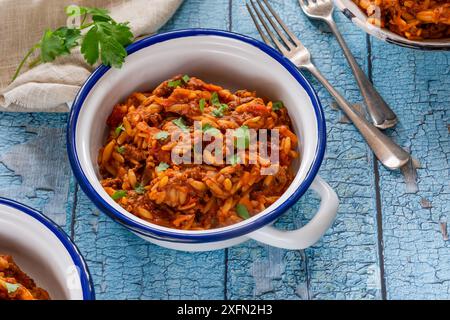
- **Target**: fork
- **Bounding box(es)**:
[299,0,398,129]
[247,0,411,170]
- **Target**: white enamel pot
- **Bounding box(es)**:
[0,198,95,299]
[67,29,339,252]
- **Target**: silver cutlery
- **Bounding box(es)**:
[246,0,411,170]
[299,0,398,129]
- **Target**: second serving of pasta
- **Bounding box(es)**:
[98,76,300,230]
[353,0,450,40]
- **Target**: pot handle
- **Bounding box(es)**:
[248,176,339,250]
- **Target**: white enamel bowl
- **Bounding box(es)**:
[334,0,450,50]
[0,198,95,300]
[68,29,339,252]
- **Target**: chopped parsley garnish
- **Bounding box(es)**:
[272,100,284,111]
[234,125,250,149]
[154,131,169,140]
[210,92,220,106]
[202,123,221,137]
[134,184,145,194]
[115,124,125,136]
[202,123,213,131]
[1,280,20,294]
[116,146,126,154]
[173,117,189,132]
[182,74,190,83]
[209,92,228,117]
[212,104,228,118]
[168,79,182,88]
[236,204,250,220]
[199,98,206,113]
[111,190,127,200]
[156,162,170,173]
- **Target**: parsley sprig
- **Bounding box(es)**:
[173,117,189,132]
[272,100,284,111]
[210,92,228,118]
[111,190,127,201]
[12,6,134,82]
[154,131,170,140]
[199,98,206,113]
[134,184,146,195]
[236,204,250,219]
[156,162,170,173]
[202,124,221,137]
[0,279,20,294]
[115,124,125,137]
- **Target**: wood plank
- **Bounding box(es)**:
[160,0,231,31]
[370,41,450,299]
[228,0,382,299]
[71,0,231,300]
[0,112,72,230]
[73,190,226,299]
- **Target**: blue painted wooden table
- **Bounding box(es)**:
[0,0,448,300]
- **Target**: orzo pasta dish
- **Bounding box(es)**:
[98,75,299,230]
[353,0,450,39]
[0,255,50,300]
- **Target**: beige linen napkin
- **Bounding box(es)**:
[0,0,183,112]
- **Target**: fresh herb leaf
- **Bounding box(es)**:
[272,100,284,111]
[117,146,126,154]
[211,109,222,117]
[156,162,170,173]
[57,27,82,51]
[92,14,113,23]
[202,123,213,131]
[102,22,133,47]
[236,204,250,219]
[134,184,145,195]
[39,30,66,63]
[12,6,133,82]
[1,280,20,294]
[212,104,228,118]
[40,27,82,63]
[173,117,189,132]
[111,190,127,200]
[168,80,182,88]
[115,124,125,136]
[199,98,206,113]
[116,146,126,154]
[154,131,169,140]
[210,92,220,106]
[41,27,81,62]
[81,27,100,65]
[182,75,190,83]
[81,21,132,68]
[234,125,250,149]
[202,124,221,137]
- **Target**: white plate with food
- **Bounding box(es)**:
[334,0,450,50]
[0,198,95,300]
